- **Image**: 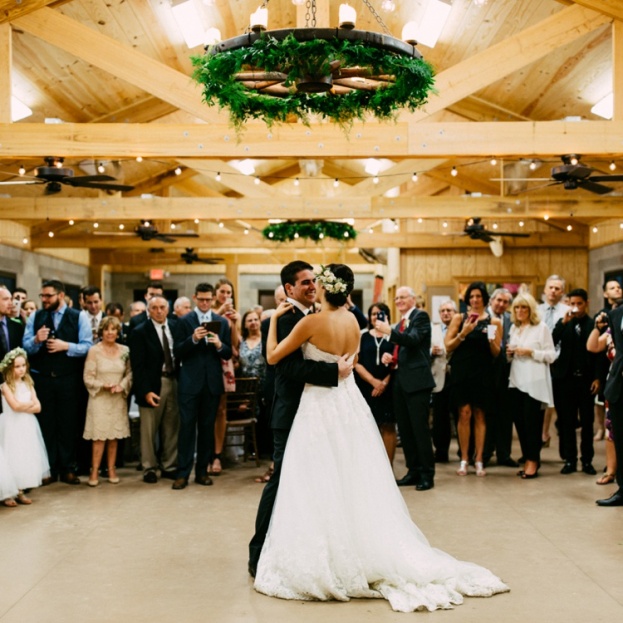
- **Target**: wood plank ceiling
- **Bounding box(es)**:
[0,0,622,269]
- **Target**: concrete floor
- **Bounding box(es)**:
[1,438,621,623]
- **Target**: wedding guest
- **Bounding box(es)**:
[551,289,599,475]
[507,293,556,479]
[537,275,570,448]
[174,296,192,318]
[430,299,455,463]
[21,300,37,318]
[22,279,92,485]
[355,303,395,463]
[210,278,241,475]
[445,282,501,477]
[83,317,132,486]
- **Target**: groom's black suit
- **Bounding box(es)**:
[249,305,339,571]
[604,306,623,493]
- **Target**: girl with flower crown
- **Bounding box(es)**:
[0,348,50,505]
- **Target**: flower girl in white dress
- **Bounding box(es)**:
[0,348,50,505]
[254,264,509,613]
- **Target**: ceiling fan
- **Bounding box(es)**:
[462,217,530,257]
[180,248,224,264]
[496,155,623,195]
[94,220,199,243]
[0,157,134,194]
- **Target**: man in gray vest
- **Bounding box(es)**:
[23,280,92,485]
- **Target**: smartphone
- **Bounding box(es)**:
[47,329,56,339]
[468,313,479,323]
[376,310,386,322]
[570,306,579,314]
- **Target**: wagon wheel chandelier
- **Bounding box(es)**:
[192,0,435,131]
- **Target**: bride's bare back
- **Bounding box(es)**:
[267,305,361,365]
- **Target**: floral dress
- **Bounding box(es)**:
[83,343,132,440]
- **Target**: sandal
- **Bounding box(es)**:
[457,460,468,476]
[16,493,32,505]
[255,466,274,483]
[597,473,616,485]
[2,498,18,507]
[208,454,223,476]
[475,461,487,477]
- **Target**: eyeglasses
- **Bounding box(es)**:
[39,293,58,299]
[195,297,213,303]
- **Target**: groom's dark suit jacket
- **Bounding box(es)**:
[605,306,623,490]
[270,307,338,430]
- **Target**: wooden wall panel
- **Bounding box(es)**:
[400,247,588,306]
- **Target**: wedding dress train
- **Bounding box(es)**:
[254,343,509,613]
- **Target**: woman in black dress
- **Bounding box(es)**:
[354,303,396,463]
[445,282,501,477]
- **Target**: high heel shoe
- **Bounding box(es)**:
[456,460,468,476]
[518,470,539,479]
[475,461,486,477]
[87,469,99,487]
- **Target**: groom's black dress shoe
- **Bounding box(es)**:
[560,461,577,474]
[415,480,434,491]
[396,473,418,487]
[596,490,623,507]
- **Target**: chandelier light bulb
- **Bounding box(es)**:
[68,219,75,226]
[22,237,28,244]
[368,227,373,234]
[490,157,497,166]
[93,222,99,228]
[492,222,498,229]
[334,178,339,188]
[170,223,176,230]
[18,165,26,176]
[592,226,598,233]
[194,218,200,224]
[570,156,579,165]
[442,221,448,228]
[373,175,379,184]
[381,0,395,12]
[218,221,224,228]
[136,156,143,162]
[344,231,349,238]
[319,232,325,239]
[55,160,63,168]
[610,161,616,171]
[216,172,222,181]
[174,167,182,176]
[417,218,423,224]
[294,177,300,187]
[543,214,550,221]
[48,231,54,238]
[268,231,274,238]
[394,220,399,231]
[566,224,573,231]
[144,221,151,227]
[450,166,458,177]
[518,221,524,227]
[250,7,268,32]
[254,176,261,185]
[294,232,299,239]
[97,162,106,173]
[119,224,125,230]
[339,4,356,29]
[412,173,418,182]
[244,228,249,235]
[529,160,537,171]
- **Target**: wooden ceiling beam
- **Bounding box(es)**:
[31,229,588,250]
[3,194,623,221]
[2,120,623,159]
[0,0,61,23]
[570,1,623,21]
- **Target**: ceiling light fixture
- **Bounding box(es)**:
[450,166,458,177]
[412,172,418,182]
[193,0,434,131]
[609,161,617,171]
[97,162,106,173]
[18,165,26,176]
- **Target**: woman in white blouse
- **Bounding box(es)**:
[507,293,556,479]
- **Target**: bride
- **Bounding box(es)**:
[253,264,509,613]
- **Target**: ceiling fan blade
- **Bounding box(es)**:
[578,180,614,195]
[0,179,45,186]
[169,232,199,238]
[472,232,495,243]
[493,231,531,238]
[588,175,623,183]
[74,182,135,191]
[64,174,117,184]
[154,234,177,243]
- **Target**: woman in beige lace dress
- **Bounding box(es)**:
[83,316,132,486]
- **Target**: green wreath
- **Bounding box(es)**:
[262,220,357,243]
[192,33,435,131]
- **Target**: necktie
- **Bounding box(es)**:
[391,317,406,366]
[162,325,174,374]
[544,306,555,332]
[0,319,8,356]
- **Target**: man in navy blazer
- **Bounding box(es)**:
[378,286,436,491]
[129,296,180,484]
[171,283,232,490]
[0,286,25,413]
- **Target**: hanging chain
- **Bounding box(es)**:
[305,0,317,28]
[361,0,391,35]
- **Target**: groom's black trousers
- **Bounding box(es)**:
[249,427,289,567]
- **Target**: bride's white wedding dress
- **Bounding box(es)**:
[254,343,509,613]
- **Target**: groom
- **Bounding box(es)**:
[248,261,352,577]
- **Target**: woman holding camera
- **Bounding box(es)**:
[354,303,396,463]
[445,282,501,476]
[507,293,556,479]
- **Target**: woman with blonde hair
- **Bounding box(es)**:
[507,293,556,479]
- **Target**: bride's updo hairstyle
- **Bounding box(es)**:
[317,264,354,307]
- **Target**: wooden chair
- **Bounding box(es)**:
[224,377,260,466]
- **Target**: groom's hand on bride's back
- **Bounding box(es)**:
[337,354,353,379]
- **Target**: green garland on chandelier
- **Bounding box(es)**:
[262,220,357,243]
[191,33,435,131]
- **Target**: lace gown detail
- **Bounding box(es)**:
[254,343,509,613]
[0,382,50,490]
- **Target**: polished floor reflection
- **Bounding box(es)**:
[1,439,621,623]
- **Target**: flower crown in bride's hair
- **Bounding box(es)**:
[316,265,348,294]
[0,347,28,374]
